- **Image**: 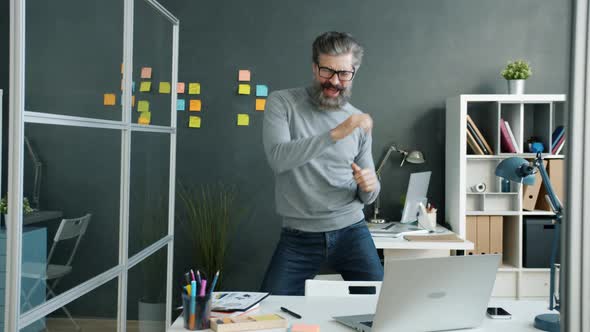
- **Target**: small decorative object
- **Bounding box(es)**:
[501,60,532,94]
[470,183,487,193]
[526,137,545,153]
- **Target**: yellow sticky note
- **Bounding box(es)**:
[237,114,249,126]
[189,99,202,111]
[177,82,185,94]
[159,82,171,94]
[238,69,251,81]
[188,83,201,95]
[137,100,149,112]
[238,84,251,95]
[138,111,151,125]
[252,314,281,321]
[141,67,152,79]
[255,98,266,111]
[139,81,151,92]
[104,94,116,106]
[189,116,201,128]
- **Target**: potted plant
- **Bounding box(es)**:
[501,60,532,94]
[0,196,34,226]
[177,183,240,291]
[137,195,168,332]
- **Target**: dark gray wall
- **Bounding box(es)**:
[162,0,572,293]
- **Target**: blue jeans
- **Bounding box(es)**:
[260,220,384,295]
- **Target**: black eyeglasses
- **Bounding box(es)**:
[316,64,356,81]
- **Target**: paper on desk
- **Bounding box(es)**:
[211,292,269,312]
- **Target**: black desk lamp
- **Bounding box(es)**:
[495,152,562,332]
[370,145,425,223]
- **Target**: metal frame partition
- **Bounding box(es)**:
[6,0,179,330]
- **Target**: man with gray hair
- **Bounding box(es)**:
[261,31,383,295]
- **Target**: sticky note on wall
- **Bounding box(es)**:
[189,99,201,111]
[238,84,251,95]
[139,81,152,92]
[189,116,201,128]
[177,99,185,111]
[141,67,152,79]
[188,83,201,95]
[159,82,171,93]
[138,111,151,125]
[177,82,185,94]
[256,85,268,97]
[104,94,116,106]
[237,114,249,126]
[137,100,149,112]
[238,69,251,81]
[255,98,266,111]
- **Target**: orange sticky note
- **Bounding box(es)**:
[138,111,151,125]
[132,95,136,107]
[104,94,116,106]
[120,63,124,74]
[177,82,185,94]
[238,69,251,81]
[291,324,320,332]
[255,98,266,111]
[141,67,152,79]
[189,116,201,128]
[237,114,249,126]
[189,100,201,111]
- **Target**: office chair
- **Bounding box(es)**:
[21,213,92,331]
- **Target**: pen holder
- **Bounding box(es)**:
[182,293,212,330]
[418,204,437,231]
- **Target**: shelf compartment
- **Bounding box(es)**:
[520,270,557,298]
[466,102,497,155]
[551,102,567,155]
[523,103,551,153]
[491,271,518,298]
[502,216,520,269]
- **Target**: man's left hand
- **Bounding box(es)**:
[351,163,377,192]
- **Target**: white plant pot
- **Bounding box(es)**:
[507,79,526,94]
[138,300,166,332]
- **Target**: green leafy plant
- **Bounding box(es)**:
[501,60,532,80]
[0,196,34,215]
[177,183,240,290]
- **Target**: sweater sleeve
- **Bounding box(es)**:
[262,92,336,174]
[354,131,381,204]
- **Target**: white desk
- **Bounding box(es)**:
[371,224,474,262]
[169,295,554,331]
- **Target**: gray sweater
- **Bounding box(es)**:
[262,87,381,232]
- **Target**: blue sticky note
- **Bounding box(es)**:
[256,85,268,97]
[177,99,186,111]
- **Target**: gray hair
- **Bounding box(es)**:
[312,32,364,68]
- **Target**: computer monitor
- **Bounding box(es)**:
[399,171,431,223]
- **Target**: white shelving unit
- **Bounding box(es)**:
[445,94,566,299]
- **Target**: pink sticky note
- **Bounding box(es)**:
[238,69,251,81]
[177,82,185,94]
[141,67,152,79]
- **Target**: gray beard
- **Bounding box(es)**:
[311,81,352,110]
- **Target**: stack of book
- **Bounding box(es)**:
[499,118,519,153]
[551,126,566,155]
[466,115,494,155]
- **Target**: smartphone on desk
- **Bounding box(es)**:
[487,307,511,319]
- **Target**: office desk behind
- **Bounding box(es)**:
[23,210,63,225]
[371,224,474,263]
[169,295,552,331]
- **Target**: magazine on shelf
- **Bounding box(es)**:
[466,128,485,154]
[499,118,517,153]
[504,121,520,153]
[466,115,494,154]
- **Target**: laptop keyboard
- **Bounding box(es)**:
[361,321,373,327]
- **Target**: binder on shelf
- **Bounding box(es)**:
[476,216,490,255]
[489,216,503,255]
[552,134,566,154]
[522,160,548,211]
[465,216,477,255]
[466,115,494,154]
[555,139,566,154]
[467,122,489,154]
[536,159,565,211]
[551,126,565,150]
[499,118,517,153]
[504,121,520,153]
[466,129,485,155]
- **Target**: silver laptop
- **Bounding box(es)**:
[333,255,501,332]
